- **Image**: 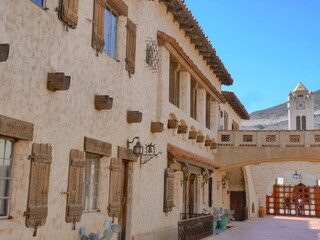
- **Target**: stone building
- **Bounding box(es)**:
[0,0,249,239]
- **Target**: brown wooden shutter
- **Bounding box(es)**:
[92,0,106,53]
[25,143,52,234]
[108,158,122,217]
[125,19,137,76]
[66,149,85,224]
[59,0,79,29]
[164,168,175,212]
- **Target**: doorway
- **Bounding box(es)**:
[118,161,128,240]
[266,183,320,217]
[230,191,246,221]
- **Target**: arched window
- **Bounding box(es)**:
[302,116,306,130]
[296,116,301,130]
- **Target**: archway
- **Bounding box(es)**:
[265,170,320,217]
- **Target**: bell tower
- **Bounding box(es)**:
[287,83,314,130]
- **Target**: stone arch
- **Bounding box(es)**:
[250,162,320,208]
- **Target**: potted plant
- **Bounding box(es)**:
[216,208,234,230]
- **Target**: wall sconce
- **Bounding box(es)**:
[217,176,227,190]
[127,137,161,166]
[183,165,191,181]
[201,170,209,188]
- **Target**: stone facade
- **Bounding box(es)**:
[0,1,247,240]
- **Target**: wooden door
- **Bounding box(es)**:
[188,174,197,214]
[118,161,128,240]
[230,191,246,221]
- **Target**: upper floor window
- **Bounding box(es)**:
[83,153,100,212]
[190,79,197,120]
[224,111,229,130]
[302,116,306,130]
[206,93,211,129]
[32,0,45,7]
[169,57,180,107]
[0,139,13,218]
[104,7,118,58]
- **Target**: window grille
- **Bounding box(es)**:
[315,135,320,142]
[221,135,230,142]
[266,135,276,142]
[243,135,253,142]
[145,38,159,71]
[290,135,300,143]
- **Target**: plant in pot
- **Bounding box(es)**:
[217,208,234,230]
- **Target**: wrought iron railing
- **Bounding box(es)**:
[178,214,213,240]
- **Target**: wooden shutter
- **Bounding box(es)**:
[59,0,79,29]
[164,168,175,212]
[92,0,106,53]
[125,19,137,76]
[108,158,122,217]
[66,149,85,223]
[25,143,52,234]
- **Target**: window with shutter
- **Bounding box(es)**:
[164,168,175,213]
[92,0,107,53]
[66,149,85,224]
[0,139,13,218]
[125,19,137,76]
[83,154,100,211]
[108,158,122,217]
[25,143,52,236]
[59,0,79,29]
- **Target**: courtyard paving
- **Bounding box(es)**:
[204,216,320,240]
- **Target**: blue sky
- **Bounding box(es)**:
[184,0,320,113]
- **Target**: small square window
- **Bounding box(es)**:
[83,153,100,212]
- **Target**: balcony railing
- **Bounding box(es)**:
[217,130,320,148]
[178,214,213,240]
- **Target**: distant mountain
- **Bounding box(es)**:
[241,90,320,130]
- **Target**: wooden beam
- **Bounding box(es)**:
[188,131,197,140]
[0,44,9,62]
[205,139,212,147]
[47,73,71,91]
[151,122,164,133]
[168,119,178,129]
[210,142,217,149]
[197,135,205,143]
[118,146,137,162]
[0,114,34,140]
[127,111,142,123]
[84,137,112,157]
[177,125,188,134]
[95,95,113,110]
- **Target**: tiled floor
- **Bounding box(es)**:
[203,216,320,240]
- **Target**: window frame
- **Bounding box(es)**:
[31,0,46,8]
[104,6,119,59]
[83,153,100,212]
[0,138,13,219]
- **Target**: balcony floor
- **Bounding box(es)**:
[204,216,320,240]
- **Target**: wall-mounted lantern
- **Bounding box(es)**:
[217,175,227,190]
[201,170,209,187]
[127,137,161,166]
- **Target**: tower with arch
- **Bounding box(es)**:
[287,82,314,130]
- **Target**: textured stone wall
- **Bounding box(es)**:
[0,1,239,239]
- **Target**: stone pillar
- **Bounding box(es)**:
[210,101,219,137]
[157,46,170,120]
[179,71,191,116]
[196,88,206,126]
